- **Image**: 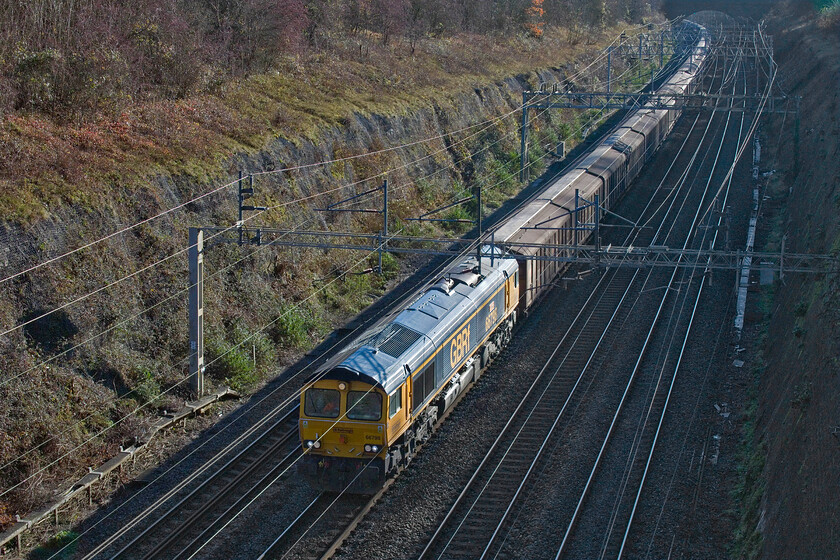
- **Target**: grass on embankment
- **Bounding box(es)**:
[0,25,636,225]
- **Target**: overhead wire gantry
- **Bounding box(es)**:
[186,20,818,399]
[518,21,801,181]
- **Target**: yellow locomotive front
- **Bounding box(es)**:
[298,377,390,492]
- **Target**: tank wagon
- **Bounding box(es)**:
[299,22,709,493]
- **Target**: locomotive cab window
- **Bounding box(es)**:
[389,387,402,418]
[347,391,382,421]
[304,388,340,418]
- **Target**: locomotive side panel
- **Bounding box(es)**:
[386,379,410,442]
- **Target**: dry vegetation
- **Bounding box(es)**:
[1,0,657,224]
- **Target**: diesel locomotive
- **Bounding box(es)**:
[299,21,710,494]
[299,251,518,492]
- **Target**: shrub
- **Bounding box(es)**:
[340,270,376,314]
[527,142,547,176]
[378,252,400,279]
[32,530,79,560]
[443,204,473,234]
[11,46,62,111]
[132,366,160,405]
[272,304,313,348]
[486,156,517,193]
[207,338,258,391]
[206,322,278,391]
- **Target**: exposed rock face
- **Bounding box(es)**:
[0,66,563,371]
[752,6,840,559]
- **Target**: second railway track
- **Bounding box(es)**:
[417,63,730,557]
[107,407,302,560]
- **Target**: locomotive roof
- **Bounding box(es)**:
[324,251,517,394]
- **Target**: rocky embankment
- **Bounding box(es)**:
[739,3,840,558]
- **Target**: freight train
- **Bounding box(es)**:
[298,22,710,494]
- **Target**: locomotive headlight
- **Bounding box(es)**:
[306,440,314,448]
[371,445,379,453]
[364,444,372,452]
[313,440,321,449]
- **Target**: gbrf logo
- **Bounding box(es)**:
[484,301,498,333]
[449,324,471,368]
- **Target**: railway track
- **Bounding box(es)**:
[319,24,773,560]
[517,50,754,559]
[257,484,390,560]
[561,52,755,560]
[416,265,639,560]
[414,45,752,560]
[106,407,301,559]
[257,492,371,560]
